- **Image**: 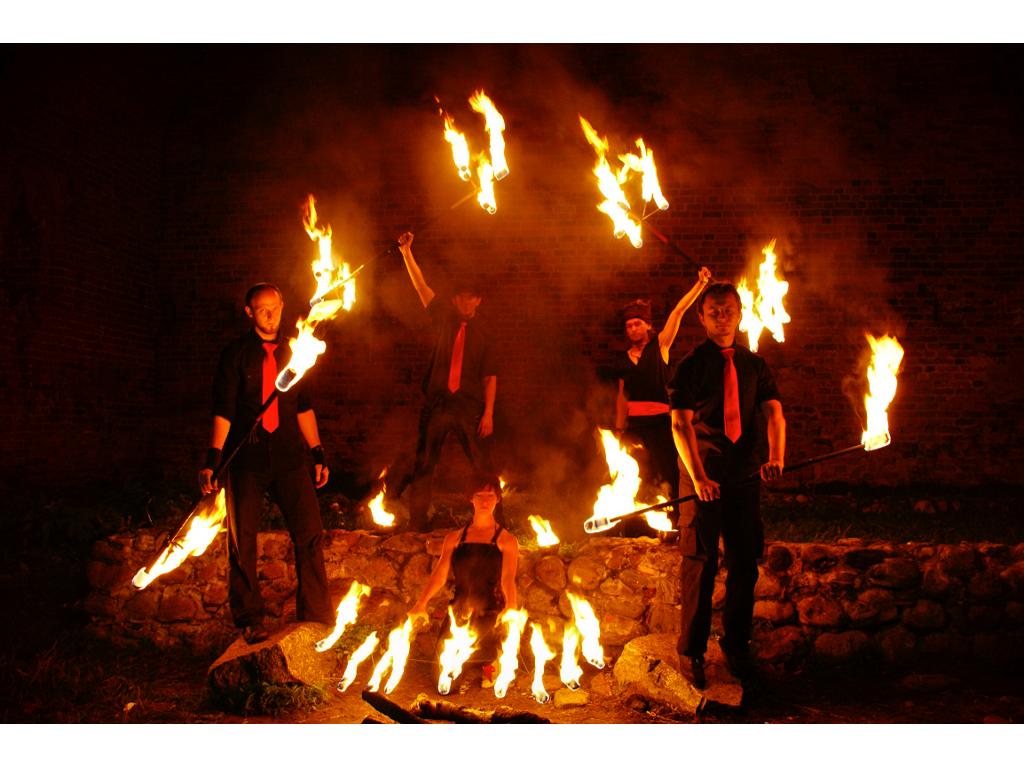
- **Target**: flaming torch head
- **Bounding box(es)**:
[567,592,605,669]
[315,581,371,653]
[529,622,555,704]
[437,607,479,695]
[528,515,560,547]
[132,489,226,590]
[493,608,528,699]
[476,157,498,215]
[559,624,583,690]
[580,115,643,249]
[738,239,790,353]
[861,334,904,451]
[469,90,509,181]
[441,111,473,182]
[337,631,379,693]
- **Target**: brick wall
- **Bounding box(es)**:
[5,45,1023,495]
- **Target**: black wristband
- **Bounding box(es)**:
[310,445,325,466]
[204,448,223,472]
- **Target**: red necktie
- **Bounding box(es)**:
[262,342,279,433]
[447,322,467,393]
[722,347,742,443]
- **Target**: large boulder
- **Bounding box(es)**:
[208,622,339,695]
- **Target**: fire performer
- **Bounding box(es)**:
[669,282,785,687]
[198,283,333,643]
[407,472,519,684]
[393,231,498,532]
[613,267,712,536]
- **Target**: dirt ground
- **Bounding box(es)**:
[5,626,1022,724]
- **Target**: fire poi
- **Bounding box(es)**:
[493,608,528,699]
[528,622,556,704]
[579,115,669,248]
[438,90,510,215]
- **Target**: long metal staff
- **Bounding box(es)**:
[584,443,874,534]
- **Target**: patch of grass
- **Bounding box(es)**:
[210,681,329,717]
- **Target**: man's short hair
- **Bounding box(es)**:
[697,282,742,314]
[452,278,483,299]
[466,472,502,500]
[245,283,283,307]
[622,299,652,324]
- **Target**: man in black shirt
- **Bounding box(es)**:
[669,282,786,687]
[394,232,498,532]
[613,268,710,535]
[198,283,333,644]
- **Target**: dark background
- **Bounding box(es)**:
[3,44,1022,505]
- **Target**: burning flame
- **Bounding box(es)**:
[476,157,497,215]
[567,592,605,669]
[367,617,415,695]
[439,91,509,213]
[132,489,226,589]
[580,116,643,248]
[861,334,905,451]
[277,197,356,391]
[337,631,379,692]
[441,111,472,181]
[437,608,479,695]
[529,622,555,704]
[528,515,559,547]
[367,467,396,527]
[737,239,790,353]
[315,581,371,652]
[559,624,583,690]
[469,90,509,180]
[643,500,674,533]
[618,138,669,212]
[494,609,528,699]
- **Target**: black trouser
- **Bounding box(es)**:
[225,464,333,627]
[619,413,681,536]
[405,393,491,531]
[677,474,763,659]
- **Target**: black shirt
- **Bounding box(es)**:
[212,328,313,473]
[614,331,670,405]
[669,338,781,480]
[422,296,497,406]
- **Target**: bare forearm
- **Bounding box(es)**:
[296,410,322,449]
[482,376,496,416]
[659,280,706,351]
[401,250,435,307]
[209,416,231,450]
[672,416,706,484]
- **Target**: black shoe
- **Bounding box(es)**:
[723,648,754,680]
[241,622,270,645]
[679,655,706,689]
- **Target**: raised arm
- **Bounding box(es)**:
[398,231,435,308]
[671,408,720,501]
[658,267,712,362]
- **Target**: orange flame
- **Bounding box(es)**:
[559,624,583,690]
[469,90,509,180]
[441,111,472,181]
[367,617,415,695]
[583,429,674,534]
[437,607,479,695]
[738,239,790,353]
[132,489,226,589]
[315,581,371,652]
[277,197,356,392]
[861,334,904,451]
[529,622,555,704]
[494,608,528,699]
[618,138,669,212]
[567,592,605,669]
[580,116,643,248]
[439,91,509,213]
[367,467,396,528]
[528,515,559,547]
[337,631,379,693]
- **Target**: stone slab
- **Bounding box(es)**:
[208,622,338,694]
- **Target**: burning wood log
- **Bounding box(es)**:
[360,690,429,724]
[411,694,550,724]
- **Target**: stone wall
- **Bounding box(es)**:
[85,529,1024,669]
